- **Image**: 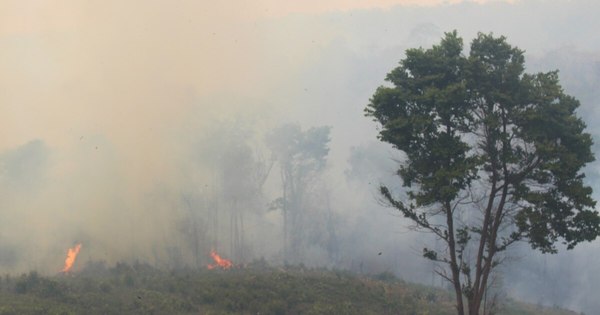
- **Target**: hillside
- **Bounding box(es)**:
[0,262,578,315]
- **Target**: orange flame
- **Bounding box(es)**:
[207,249,233,269]
[61,243,82,273]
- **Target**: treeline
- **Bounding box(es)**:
[170,122,340,269]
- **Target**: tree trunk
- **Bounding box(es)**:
[468,297,481,315]
[446,201,465,315]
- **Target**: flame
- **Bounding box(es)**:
[207,249,233,269]
[61,243,82,273]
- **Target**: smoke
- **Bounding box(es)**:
[2,0,600,313]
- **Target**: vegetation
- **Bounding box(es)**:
[0,262,580,315]
[366,31,599,315]
[266,124,334,263]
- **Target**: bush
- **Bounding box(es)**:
[14,271,40,294]
[372,271,398,282]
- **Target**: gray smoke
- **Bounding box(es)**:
[2,0,600,313]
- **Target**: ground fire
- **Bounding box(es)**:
[207,250,233,269]
[61,243,82,273]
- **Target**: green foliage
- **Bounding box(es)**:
[366,30,599,314]
[13,272,66,299]
[0,265,579,315]
[266,123,333,262]
[366,31,599,252]
[372,270,399,282]
[266,124,331,171]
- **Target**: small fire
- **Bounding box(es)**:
[207,249,233,270]
[61,243,82,273]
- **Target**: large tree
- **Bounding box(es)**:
[366,31,600,315]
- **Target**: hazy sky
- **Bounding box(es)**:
[0,0,518,150]
[0,0,497,189]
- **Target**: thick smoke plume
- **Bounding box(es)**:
[2,0,600,313]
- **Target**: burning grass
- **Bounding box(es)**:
[61,243,82,273]
[206,250,233,270]
[0,262,580,315]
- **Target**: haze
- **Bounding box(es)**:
[2,0,599,313]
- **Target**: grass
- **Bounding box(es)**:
[0,262,579,315]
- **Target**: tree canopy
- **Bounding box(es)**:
[266,124,332,262]
[366,31,600,315]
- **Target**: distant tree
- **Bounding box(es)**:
[218,137,272,262]
[190,122,271,263]
[366,31,600,315]
[266,124,331,262]
[180,192,210,268]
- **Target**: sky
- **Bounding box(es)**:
[2,0,600,313]
[0,0,518,150]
